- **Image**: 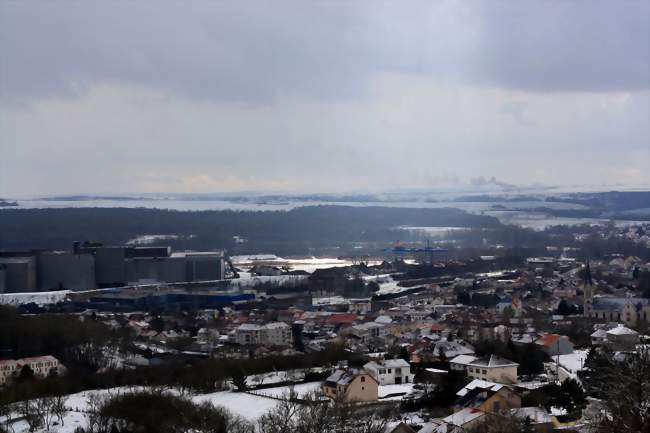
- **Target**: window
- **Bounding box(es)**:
[387,369,392,373]
[482,369,487,374]
[361,376,365,382]
[493,401,501,412]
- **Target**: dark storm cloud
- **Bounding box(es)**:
[0,0,647,104]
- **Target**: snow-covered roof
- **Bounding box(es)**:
[449,354,477,365]
[441,407,485,426]
[383,358,410,368]
[353,322,385,330]
[324,368,376,386]
[425,368,448,374]
[456,379,503,397]
[469,354,518,368]
[606,325,639,336]
[590,328,607,338]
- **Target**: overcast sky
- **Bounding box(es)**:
[1,1,648,197]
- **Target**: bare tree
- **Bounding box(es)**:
[36,397,57,432]
[0,402,16,433]
[84,392,110,433]
[52,394,69,427]
[19,399,41,433]
[257,391,394,433]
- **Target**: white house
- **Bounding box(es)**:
[347,322,388,343]
[450,354,518,384]
[234,322,292,347]
[364,358,412,385]
[348,298,372,314]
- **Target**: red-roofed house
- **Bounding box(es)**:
[535,334,574,356]
[325,313,358,325]
[0,355,64,385]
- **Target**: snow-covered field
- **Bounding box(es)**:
[192,390,279,421]
[5,381,328,432]
[231,255,381,273]
[5,378,417,432]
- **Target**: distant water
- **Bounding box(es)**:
[8,197,585,212]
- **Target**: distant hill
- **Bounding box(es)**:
[0,205,501,255]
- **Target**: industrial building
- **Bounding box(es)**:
[0,242,224,293]
[0,255,38,292]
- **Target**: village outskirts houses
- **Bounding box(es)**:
[363,358,413,384]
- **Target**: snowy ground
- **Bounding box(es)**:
[246,368,325,387]
[231,255,382,273]
[5,382,327,432]
[250,381,322,399]
[378,384,415,400]
[361,274,415,296]
[553,349,589,376]
[0,290,72,305]
[192,391,279,421]
[312,296,348,306]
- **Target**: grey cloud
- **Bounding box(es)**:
[0,1,648,104]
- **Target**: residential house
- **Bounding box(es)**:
[434,408,486,433]
[321,368,378,402]
[449,354,478,372]
[535,334,574,357]
[455,379,521,415]
[605,324,639,351]
[234,322,293,346]
[346,322,388,344]
[590,328,608,345]
[348,298,372,314]
[454,355,519,384]
[363,358,412,385]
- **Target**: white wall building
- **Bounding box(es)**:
[364,358,412,384]
[347,322,388,343]
[234,322,292,347]
[450,354,519,384]
[0,355,64,386]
